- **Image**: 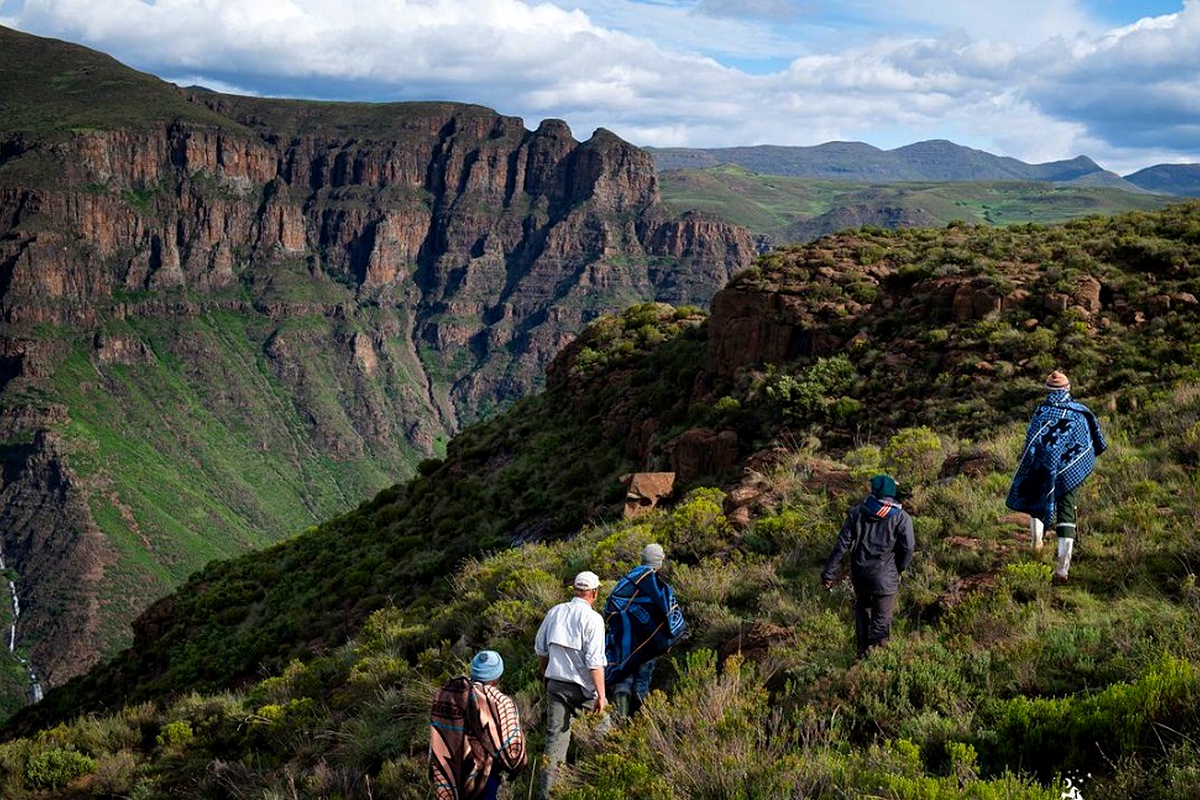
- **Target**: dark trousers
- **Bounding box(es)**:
[853,591,898,658]
[540,678,593,800]
[1056,483,1080,539]
[480,773,503,800]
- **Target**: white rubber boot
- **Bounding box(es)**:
[1029,517,1044,552]
[1053,537,1074,583]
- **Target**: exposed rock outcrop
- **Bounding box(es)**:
[0,431,113,687]
[0,49,755,707]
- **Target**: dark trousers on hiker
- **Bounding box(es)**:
[540,678,593,800]
[853,591,898,659]
[1055,483,1080,540]
[611,658,655,718]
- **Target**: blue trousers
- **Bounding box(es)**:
[611,658,655,700]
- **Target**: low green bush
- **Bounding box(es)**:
[24,747,97,790]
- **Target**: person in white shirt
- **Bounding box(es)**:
[534,570,607,799]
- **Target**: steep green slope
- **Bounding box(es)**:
[659,165,1173,244]
[7,202,1200,742]
[3,203,1200,794]
[1,304,434,671]
[0,26,237,137]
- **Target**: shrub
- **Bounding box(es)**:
[981,655,1200,779]
[652,488,731,561]
[569,651,800,798]
[156,720,194,751]
[883,426,946,487]
[25,747,97,790]
[763,355,856,423]
[92,750,140,796]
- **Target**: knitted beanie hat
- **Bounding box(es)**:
[470,650,504,682]
[641,543,665,569]
[1045,370,1070,390]
[870,474,898,499]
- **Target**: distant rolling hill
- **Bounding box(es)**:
[657,164,1175,246]
[1125,163,1200,197]
[648,139,1146,189]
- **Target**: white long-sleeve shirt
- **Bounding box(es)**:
[534,596,606,695]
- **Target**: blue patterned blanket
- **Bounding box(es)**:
[604,565,686,687]
[1006,390,1107,525]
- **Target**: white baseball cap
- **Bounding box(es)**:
[573,571,601,590]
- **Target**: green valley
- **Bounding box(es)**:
[658,164,1175,245]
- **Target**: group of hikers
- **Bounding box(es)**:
[430,542,687,800]
[428,370,1106,798]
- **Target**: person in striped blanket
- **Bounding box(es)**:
[604,543,687,719]
[429,650,527,800]
[1006,370,1107,584]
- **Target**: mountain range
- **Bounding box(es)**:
[648,140,1200,195]
[3,197,1200,798]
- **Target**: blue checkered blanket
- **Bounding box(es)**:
[604,565,686,687]
[1006,390,1107,525]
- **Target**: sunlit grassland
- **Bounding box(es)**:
[658,166,1175,243]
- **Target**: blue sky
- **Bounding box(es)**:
[2,0,1197,173]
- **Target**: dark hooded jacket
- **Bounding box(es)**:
[821,495,916,595]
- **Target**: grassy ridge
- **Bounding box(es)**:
[658,165,1174,243]
[0,26,238,138]
[2,339,1200,797]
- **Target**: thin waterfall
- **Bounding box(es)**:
[1,555,43,703]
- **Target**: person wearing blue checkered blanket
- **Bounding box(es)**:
[1006,370,1107,584]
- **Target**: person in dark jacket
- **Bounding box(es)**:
[821,474,916,659]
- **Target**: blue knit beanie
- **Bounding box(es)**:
[870,474,897,499]
[470,650,504,682]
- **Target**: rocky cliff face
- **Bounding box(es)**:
[0,84,755,708]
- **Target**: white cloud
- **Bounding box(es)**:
[3,0,1198,172]
[165,75,263,96]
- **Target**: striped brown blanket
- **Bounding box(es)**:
[429,676,527,799]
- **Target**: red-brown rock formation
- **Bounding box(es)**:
[0,34,756,705]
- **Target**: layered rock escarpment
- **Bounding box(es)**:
[0,34,755,708]
[2,106,755,417]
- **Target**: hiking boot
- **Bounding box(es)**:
[1029,517,1044,552]
[1052,573,1069,586]
[1054,538,1074,583]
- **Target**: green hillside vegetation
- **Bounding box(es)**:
[4,204,1200,797]
[2,383,1199,797]
[658,165,1174,244]
[0,27,237,138]
[4,304,710,726]
[1,302,435,668]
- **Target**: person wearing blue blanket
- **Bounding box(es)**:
[821,474,916,659]
[1006,370,1107,584]
[604,543,687,719]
